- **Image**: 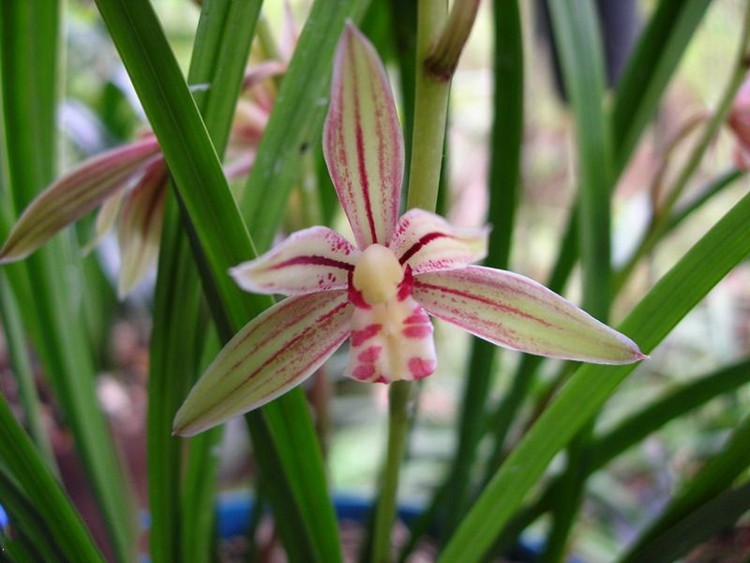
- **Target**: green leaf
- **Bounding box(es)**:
[440,186,750,562]
[621,413,750,561]
[542,2,613,556]
[619,479,750,563]
[241,0,371,253]
[0,394,102,561]
[439,0,524,536]
[145,1,260,560]
[1,3,137,560]
[590,357,750,468]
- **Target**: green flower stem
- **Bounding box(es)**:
[405,0,450,212]
[617,2,750,289]
[372,2,450,561]
[371,381,412,563]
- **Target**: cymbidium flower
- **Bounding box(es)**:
[173,23,645,437]
[0,65,282,297]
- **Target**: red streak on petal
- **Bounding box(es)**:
[271,255,354,271]
[399,231,448,265]
[404,308,430,325]
[348,33,378,245]
[213,298,351,410]
[397,265,414,301]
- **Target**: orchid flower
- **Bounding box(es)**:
[0,64,283,297]
[173,23,645,437]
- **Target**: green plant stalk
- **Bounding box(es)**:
[241,0,370,253]
[438,0,523,538]
[440,181,750,561]
[1,3,136,559]
[405,0,450,212]
[618,2,750,289]
[371,381,412,563]
[146,1,260,560]
[368,2,450,561]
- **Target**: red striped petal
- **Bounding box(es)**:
[389,209,488,274]
[173,291,352,436]
[0,136,161,263]
[230,226,358,296]
[117,158,169,296]
[414,266,646,365]
[323,22,404,248]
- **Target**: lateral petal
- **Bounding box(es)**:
[323,22,404,248]
[389,209,489,274]
[230,226,359,296]
[413,266,646,365]
[173,291,352,436]
[0,136,161,263]
[117,158,169,296]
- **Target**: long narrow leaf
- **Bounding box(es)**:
[1,4,136,559]
[544,2,612,557]
[620,479,750,563]
[621,413,750,561]
[146,1,261,560]
[440,187,750,562]
[0,394,102,561]
[242,0,371,252]
[612,0,713,173]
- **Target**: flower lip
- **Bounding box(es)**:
[352,244,404,305]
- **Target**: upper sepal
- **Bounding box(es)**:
[413,266,646,365]
[323,21,404,248]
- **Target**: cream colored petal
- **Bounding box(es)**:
[323,22,404,247]
[173,291,352,436]
[389,209,489,274]
[414,266,646,365]
[116,159,168,296]
[230,226,358,296]
[0,136,161,263]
